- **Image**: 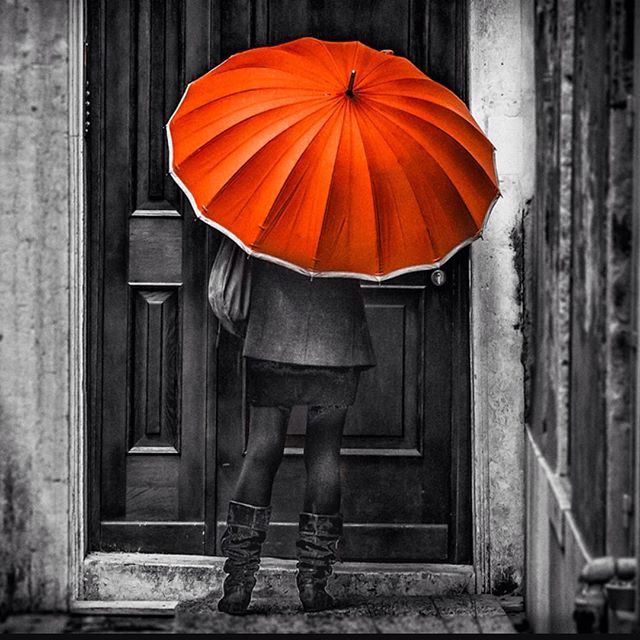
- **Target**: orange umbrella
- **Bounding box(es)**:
[167,37,499,281]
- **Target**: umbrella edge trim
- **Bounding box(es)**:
[167,116,501,282]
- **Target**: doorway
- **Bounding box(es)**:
[87,0,471,563]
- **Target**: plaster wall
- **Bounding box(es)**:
[0,0,72,613]
[468,0,533,593]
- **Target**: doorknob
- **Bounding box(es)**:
[431,269,446,286]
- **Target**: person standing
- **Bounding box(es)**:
[217,257,376,615]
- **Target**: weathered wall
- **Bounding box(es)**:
[468,0,534,593]
[0,0,71,613]
[526,0,636,631]
[0,0,534,614]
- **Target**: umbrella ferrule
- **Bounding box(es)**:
[345,69,356,97]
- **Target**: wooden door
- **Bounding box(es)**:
[88,0,471,563]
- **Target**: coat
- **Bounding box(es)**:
[242,259,376,368]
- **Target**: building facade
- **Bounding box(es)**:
[526,0,638,632]
[1,0,638,633]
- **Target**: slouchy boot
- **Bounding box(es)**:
[217,500,271,615]
[295,512,343,612]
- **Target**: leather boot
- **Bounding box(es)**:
[295,512,343,612]
[217,500,271,615]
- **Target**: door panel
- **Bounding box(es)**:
[89,0,471,562]
[89,0,216,553]
[214,0,470,564]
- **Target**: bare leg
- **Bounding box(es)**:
[303,405,348,514]
[233,405,290,507]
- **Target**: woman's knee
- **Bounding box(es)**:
[305,447,340,471]
[244,446,283,478]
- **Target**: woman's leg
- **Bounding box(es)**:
[218,404,290,615]
[233,405,291,507]
[296,405,347,611]
[302,405,348,514]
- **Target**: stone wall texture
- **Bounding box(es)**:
[469,0,534,594]
[0,0,71,613]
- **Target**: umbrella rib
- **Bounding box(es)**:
[250,102,345,250]
[362,106,482,235]
[317,39,353,85]
[364,100,498,217]
[353,54,396,87]
[354,105,439,261]
[206,104,339,216]
[310,103,348,270]
[367,97,496,185]
[171,88,322,127]
[210,102,343,243]
[351,108,384,276]
[212,60,338,90]
[174,99,334,172]
[365,90,489,144]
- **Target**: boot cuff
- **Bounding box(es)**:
[299,512,343,537]
[228,500,272,531]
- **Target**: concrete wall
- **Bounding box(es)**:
[468,0,534,594]
[0,0,71,613]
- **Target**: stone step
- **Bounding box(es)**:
[82,553,475,603]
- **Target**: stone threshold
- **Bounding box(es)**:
[79,553,475,613]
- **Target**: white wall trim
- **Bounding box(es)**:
[526,430,592,563]
[525,429,592,632]
[67,0,87,608]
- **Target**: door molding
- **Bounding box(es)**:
[67,0,528,603]
[68,0,87,606]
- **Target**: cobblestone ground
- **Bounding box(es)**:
[1,595,520,634]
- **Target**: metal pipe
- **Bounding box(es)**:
[345,69,356,97]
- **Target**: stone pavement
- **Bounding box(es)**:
[175,593,516,634]
[1,595,517,634]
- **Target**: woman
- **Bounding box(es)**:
[217,257,376,615]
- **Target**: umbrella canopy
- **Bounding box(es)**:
[167,37,499,281]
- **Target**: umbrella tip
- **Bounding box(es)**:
[345,69,357,97]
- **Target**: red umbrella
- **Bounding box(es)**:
[167,37,499,281]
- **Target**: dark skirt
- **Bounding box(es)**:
[246,357,361,407]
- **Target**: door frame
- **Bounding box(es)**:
[67,0,529,605]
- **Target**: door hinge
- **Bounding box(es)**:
[84,81,91,137]
[83,40,90,137]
